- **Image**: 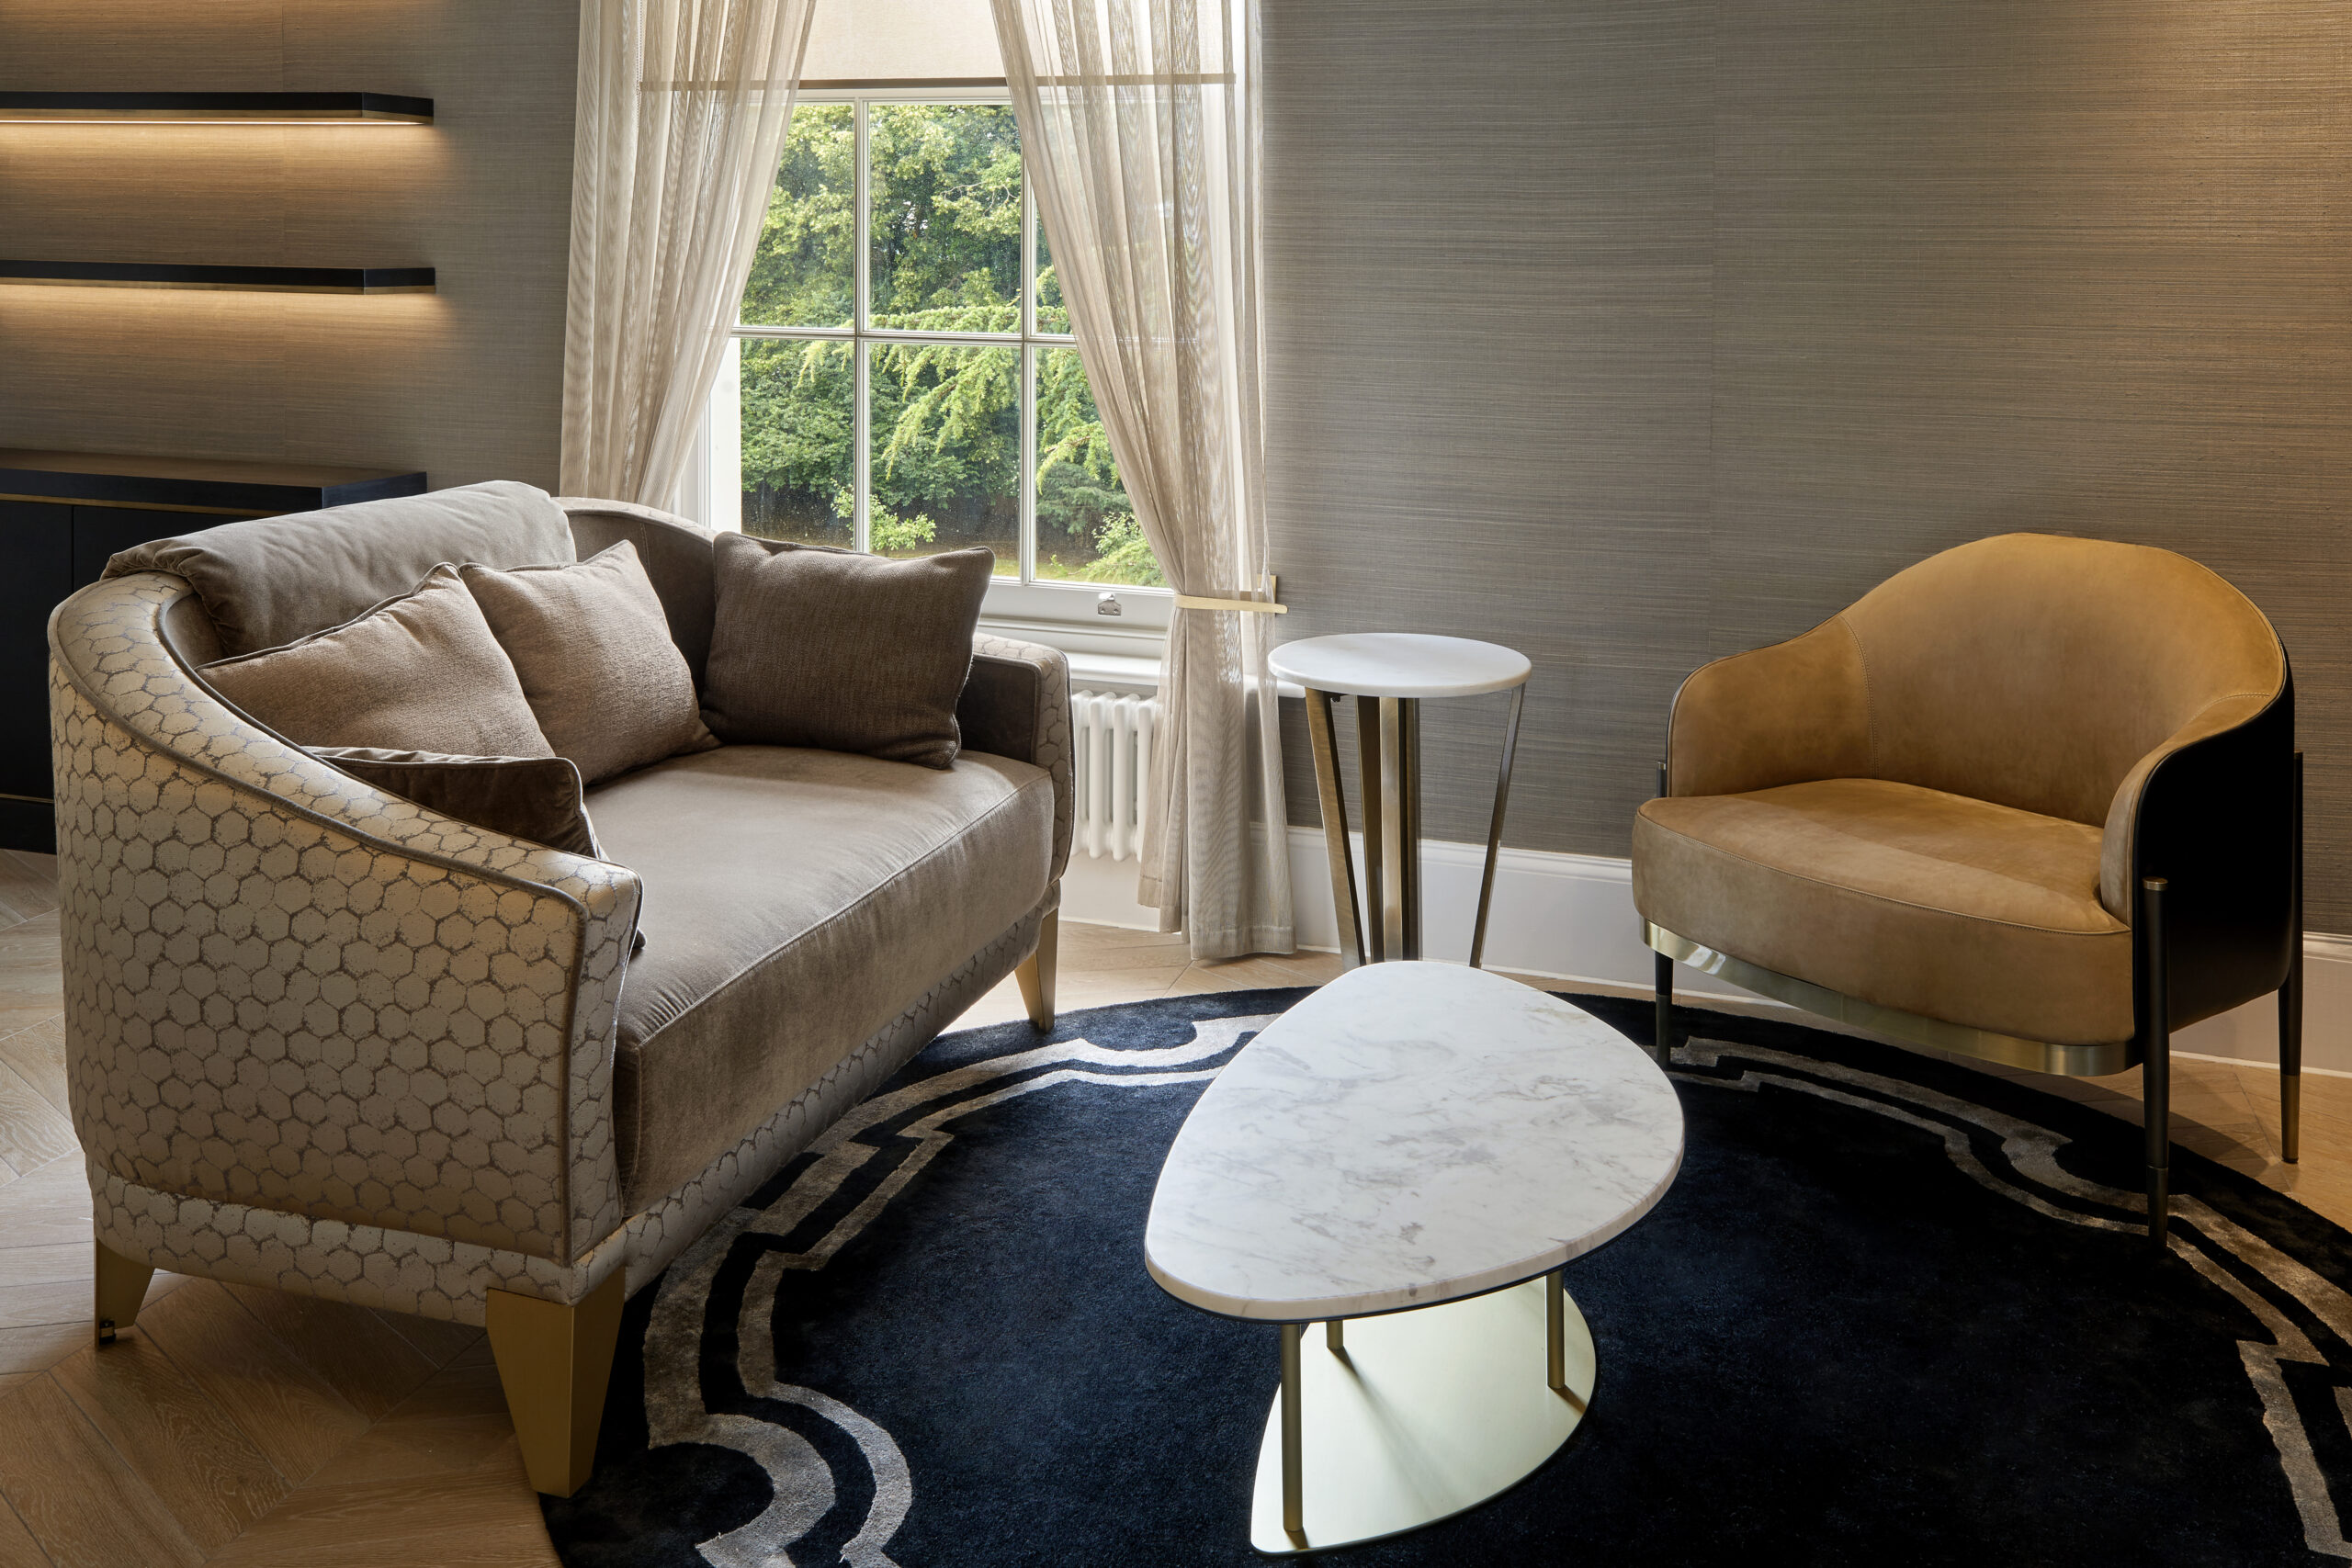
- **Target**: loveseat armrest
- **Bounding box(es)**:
[51,572,640,1272]
[1665,617,1872,798]
[960,635,1074,880]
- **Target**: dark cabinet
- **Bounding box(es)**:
[1,452,427,854]
[0,502,74,839]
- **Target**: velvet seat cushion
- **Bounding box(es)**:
[587,743,1056,1209]
[1633,778,2132,1045]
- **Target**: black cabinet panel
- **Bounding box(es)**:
[0,502,74,811]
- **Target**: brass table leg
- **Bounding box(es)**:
[1470,684,1524,970]
[1308,682,1520,968]
[1546,1269,1566,1393]
[1356,696,1385,962]
[1280,1322,1306,1541]
[1375,697,1420,962]
[1304,688,1364,969]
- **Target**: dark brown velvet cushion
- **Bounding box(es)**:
[199,565,554,758]
[461,542,718,785]
[701,535,993,768]
[312,748,604,858]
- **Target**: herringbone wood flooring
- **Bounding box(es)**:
[0,852,2340,1563]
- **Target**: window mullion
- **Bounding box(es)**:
[853,97,872,553]
[1019,164,1039,583]
[1020,342,1037,583]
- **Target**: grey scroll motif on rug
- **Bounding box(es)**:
[637,1013,1279,1566]
[634,1020,2352,1565]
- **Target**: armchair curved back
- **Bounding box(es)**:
[1840,533,2285,828]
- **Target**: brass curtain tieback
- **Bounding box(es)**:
[1172,574,1287,615]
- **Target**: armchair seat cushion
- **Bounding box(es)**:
[587,744,1056,1208]
[1634,778,2132,1045]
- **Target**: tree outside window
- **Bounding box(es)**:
[730,99,1162,589]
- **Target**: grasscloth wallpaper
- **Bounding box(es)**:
[0,1,578,490]
[1263,0,2352,931]
[1,2,2344,925]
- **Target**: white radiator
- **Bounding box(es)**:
[1070,690,1156,861]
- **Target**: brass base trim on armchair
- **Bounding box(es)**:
[1645,923,2138,1078]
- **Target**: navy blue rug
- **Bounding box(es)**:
[545,989,2352,1566]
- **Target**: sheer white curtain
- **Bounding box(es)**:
[562,0,816,505]
[992,0,1293,959]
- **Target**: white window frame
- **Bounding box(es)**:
[699,86,1171,661]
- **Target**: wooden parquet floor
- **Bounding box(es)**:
[0,854,2341,1564]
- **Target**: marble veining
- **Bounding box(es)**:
[1266,633,1531,699]
[1145,963,1682,1320]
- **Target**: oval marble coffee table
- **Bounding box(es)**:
[1145,962,1683,1554]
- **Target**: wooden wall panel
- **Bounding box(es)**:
[0,1,578,490]
[1265,0,2352,931]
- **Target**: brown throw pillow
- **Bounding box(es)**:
[461,542,718,786]
[200,565,554,758]
[701,536,993,769]
[313,748,603,858]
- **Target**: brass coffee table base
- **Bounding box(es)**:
[1249,1276,1595,1555]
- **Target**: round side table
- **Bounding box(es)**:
[1268,633,1531,969]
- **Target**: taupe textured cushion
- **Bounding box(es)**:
[558,499,719,686]
[312,748,603,858]
[105,479,575,657]
[461,542,718,785]
[199,565,554,758]
[586,743,1055,1207]
[1633,778,2132,1044]
[701,535,993,768]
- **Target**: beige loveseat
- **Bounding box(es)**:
[48,482,1070,1495]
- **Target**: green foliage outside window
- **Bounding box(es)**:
[735,102,1161,587]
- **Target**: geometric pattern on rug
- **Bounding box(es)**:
[545,989,2352,1566]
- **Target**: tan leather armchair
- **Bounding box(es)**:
[1633,533,2301,1247]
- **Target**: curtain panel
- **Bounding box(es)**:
[991,0,1294,959]
[563,0,816,505]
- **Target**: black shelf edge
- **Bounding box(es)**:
[0,92,433,124]
[0,450,427,514]
[0,261,435,294]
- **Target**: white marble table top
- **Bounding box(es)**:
[1144,963,1683,1322]
[1266,632,1531,699]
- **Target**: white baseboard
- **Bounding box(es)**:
[1059,829,2352,1076]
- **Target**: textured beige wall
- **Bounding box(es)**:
[0,1,579,490]
[1265,0,2352,931]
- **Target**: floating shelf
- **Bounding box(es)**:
[0,92,433,125]
[0,262,435,294]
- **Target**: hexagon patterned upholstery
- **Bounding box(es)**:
[51,489,1071,1325]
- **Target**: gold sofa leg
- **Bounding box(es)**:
[1016,909,1058,1031]
[94,1240,154,1348]
[486,1270,626,1498]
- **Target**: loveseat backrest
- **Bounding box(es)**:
[560,498,718,686]
[103,479,575,659]
[1838,532,2285,828]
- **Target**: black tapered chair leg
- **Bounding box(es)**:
[1654,951,1676,1069]
[2282,751,2303,1165]
[2142,876,2170,1254]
